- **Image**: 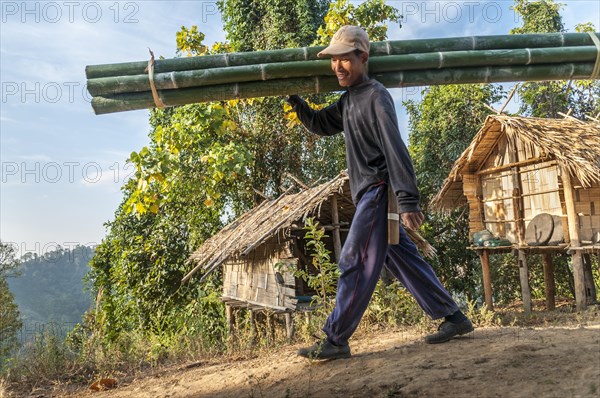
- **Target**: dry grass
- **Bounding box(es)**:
[0,377,10,398]
[3,296,597,397]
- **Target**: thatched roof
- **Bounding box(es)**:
[185,171,353,282]
[433,115,600,209]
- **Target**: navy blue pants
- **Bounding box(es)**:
[323,183,459,346]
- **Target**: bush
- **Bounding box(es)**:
[364,281,425,327]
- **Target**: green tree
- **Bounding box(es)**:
[511,0,599,118]
[219,0,329,52]
[0,241,19,277]
[218,0,340,198]
[510,0,564,34]
[0,241,22,367]
[405,85,503,298]
[571,22,600,118]
[95,102,246,337]
[7,246,94,327]
[312,0,402,45]
[88,1,331,342]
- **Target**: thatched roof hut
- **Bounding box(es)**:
[433,115,600,313]
[187,171,353,282]
[434,115,600,210]
[183,171,355,329]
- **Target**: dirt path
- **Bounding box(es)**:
[76,323,600,398]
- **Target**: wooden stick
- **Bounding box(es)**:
[330,194,342,262]
[484,103,501,114]
[497,83,519,114]
[285,172,309,190]
[475,158,555,176]
[387,188,400,245]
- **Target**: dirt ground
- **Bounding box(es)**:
[63,319,599,398]
[4,308,599,398]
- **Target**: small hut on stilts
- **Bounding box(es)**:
[185,172,355,340]
[434,115,600,312]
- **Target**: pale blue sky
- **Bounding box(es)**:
[1,1,598,257]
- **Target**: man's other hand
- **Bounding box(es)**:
[401,211,424,231]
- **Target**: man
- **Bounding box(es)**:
[287,25,473,360]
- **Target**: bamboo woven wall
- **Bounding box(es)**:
[463,174,484,236]
[477,135,567,243]
[521,163,562,219]
[222,240,297,310]
[481,170,516,241]
[479,134,516,241]
[475,142,599,246]
[572,181,600,243]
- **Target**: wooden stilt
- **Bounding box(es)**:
[542,253,556,311]
[479,250,493,310]
[508,137,530,314]
[561,167,587,311]
[284,312,295,340]
[571,252,587,310]
[518,250,532,313]
[225,304,235,339]
[250,310,257,346]
[267,312,275,345]
[583,254,597,304]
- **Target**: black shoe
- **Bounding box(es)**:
[298,339,351,360]
[425,319,474,344]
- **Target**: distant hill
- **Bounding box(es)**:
[7,246,94,337]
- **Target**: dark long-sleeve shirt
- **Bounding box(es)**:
[290,78,421,213]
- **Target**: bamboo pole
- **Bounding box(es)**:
[87,46,598,96]
[508,138,532,313]
[85,32,599,79]
[91,62,596,114]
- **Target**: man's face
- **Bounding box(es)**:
[331,51,368,87]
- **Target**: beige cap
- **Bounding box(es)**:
[317,25,370,58]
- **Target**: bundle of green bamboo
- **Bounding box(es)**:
[86,32,600,115]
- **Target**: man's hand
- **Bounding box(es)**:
[285,94,302,106]
[401,211,424,231]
